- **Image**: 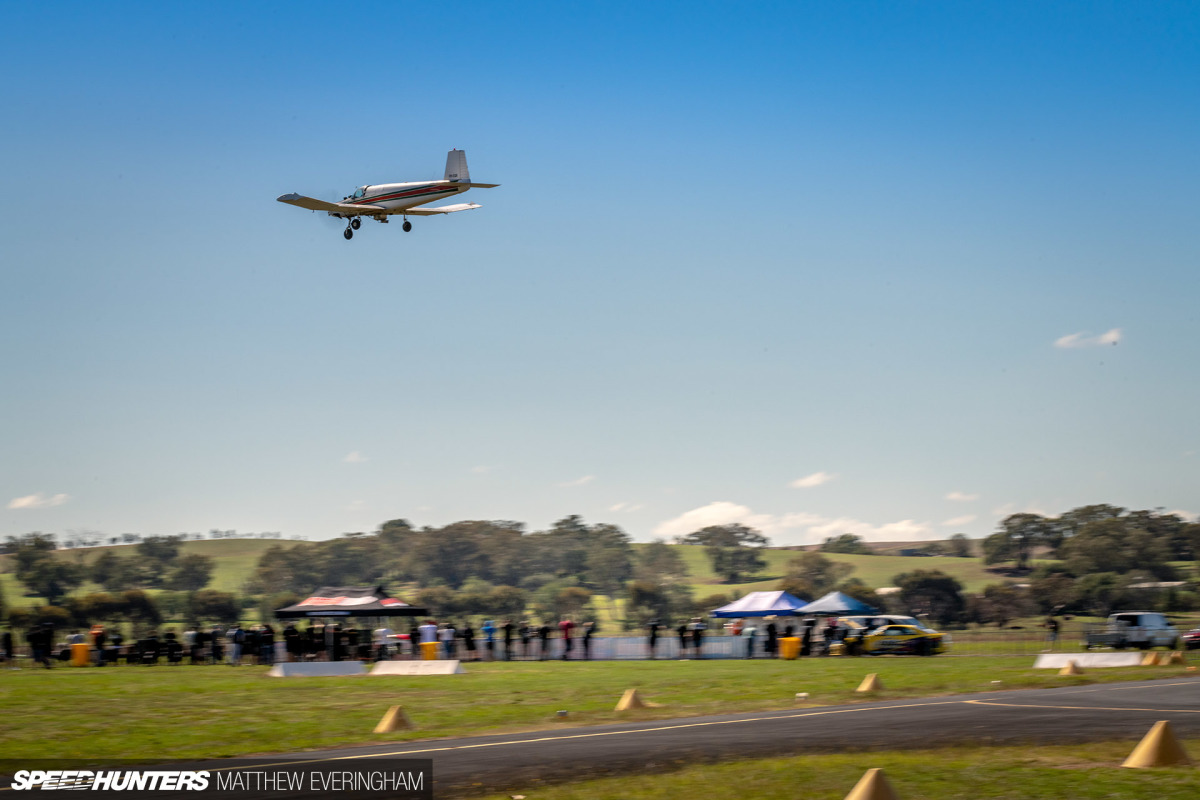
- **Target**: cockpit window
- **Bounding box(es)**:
[352,187,366,199]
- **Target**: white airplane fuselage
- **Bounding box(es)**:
[334,181,466,219]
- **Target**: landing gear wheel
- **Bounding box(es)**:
[402,220,412,232]
[350,218,361,230]
[343,227,353,240]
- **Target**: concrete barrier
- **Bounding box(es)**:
[370,660,464,676]
[267,661,367,677]
[1033,653,1142,669]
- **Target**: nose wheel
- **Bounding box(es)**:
[402,219,412,232]
[350,218,361,230]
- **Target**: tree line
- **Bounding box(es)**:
[4,504,1196,632]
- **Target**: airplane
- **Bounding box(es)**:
[276,149,498,240]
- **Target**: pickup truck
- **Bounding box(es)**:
[1083,611,1180,650]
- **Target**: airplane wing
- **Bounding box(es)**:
[276,193,384,214]
[401,203,482,216]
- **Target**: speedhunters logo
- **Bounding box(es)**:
[2,761,431,799]
[12,771,210,791]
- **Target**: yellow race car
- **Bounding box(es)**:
[846,623,947,656]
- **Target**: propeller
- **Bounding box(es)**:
[319,188,348,229]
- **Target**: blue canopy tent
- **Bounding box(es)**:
[711,590,810,618]
[796,590,879,615]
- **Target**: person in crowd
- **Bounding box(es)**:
[800,618,815,657]
[783,622,795,639]
[439,621,457,659]
[676,620,689,657]
[260,624,276,665]
[559,618,574,660]
[690,617,706,658]
[346,627,359,661]
[92,626,107,667]
[764,618,778,658]
[312,623,326,662]
[501,619,514,660]
[110,629,125,665]
[163,628,183,664]
[192,626,208,665]
[140,631,161,665]
[374,624,393,661]
[520,622,532,659]
[537,622,551,660]
[3,628,15,668]
[482,619,496,661]
[183,626,198,664]
[326,624,340,661]
[283,622,300,662]
[209,626,223,664]
[1043,615,1060,651]
[228,624,244,665]
[647,619,661,659]
[582,620,596,660]
[246,626,262,665]
[822,617,841,654]
[461,622,477,661]
[743,620,757,658]
[30,624,53,669]
[408,619,420,656]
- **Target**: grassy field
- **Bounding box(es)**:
[479,739,1200,799]
[0,656,1195,760]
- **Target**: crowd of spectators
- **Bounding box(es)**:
[0,615,842,667]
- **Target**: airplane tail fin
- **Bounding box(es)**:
[445,149,469,182]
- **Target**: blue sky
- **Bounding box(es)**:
[3,3,1198,545]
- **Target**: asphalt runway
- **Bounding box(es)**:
[219,676,1200,796]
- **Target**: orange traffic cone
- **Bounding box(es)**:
[856,673,883,692]
[1122,720,1191,767]
[843,768,900,800]
[373,705,413,733]
[615,688,661,710]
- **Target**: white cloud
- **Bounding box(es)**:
[789,471,836,489]
[558,475,595,488]
[945,491,979,502]
[608,502,645,513]
[941,514,977,527]
[1165,509,1195,522]
[1054,327,1122,348]
[8,493,70,510]
[652,501,934,544]
[342,451,367,464]
[653,502,777,538]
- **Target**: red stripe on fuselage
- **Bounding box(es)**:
[360,184,458,205]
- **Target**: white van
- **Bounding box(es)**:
[1084,611,1179,650]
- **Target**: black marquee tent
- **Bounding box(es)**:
[274,586,427,619]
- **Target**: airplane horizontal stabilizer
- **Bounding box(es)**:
[402,203,482,216]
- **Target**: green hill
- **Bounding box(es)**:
[0,538,302,603]
[3,537,1009,613]
[670,546,1001,598]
